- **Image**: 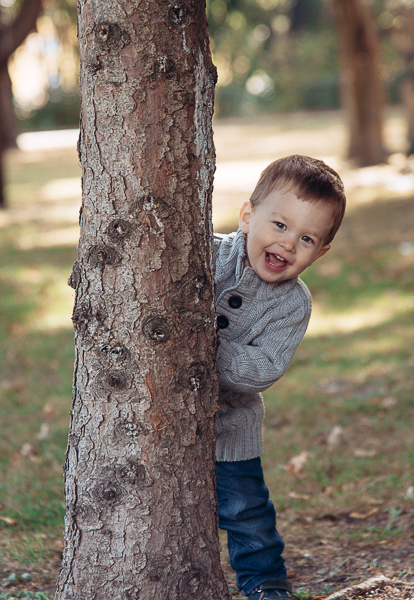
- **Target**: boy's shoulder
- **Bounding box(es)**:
[213,230,237,248]
[213,230,241,256]
[213,230,244,279]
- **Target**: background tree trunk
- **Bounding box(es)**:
[55,1,230,600]
[390,4,414,155]
[0,0,43,207]
[0,69,16,207]
[334,0,386,166]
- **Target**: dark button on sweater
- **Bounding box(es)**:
[217,315,230,329]
[228,295,242,309]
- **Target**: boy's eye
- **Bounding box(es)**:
[302,235,314,244]
[275,222,286,230]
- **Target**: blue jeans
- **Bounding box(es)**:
[216,458,287,596]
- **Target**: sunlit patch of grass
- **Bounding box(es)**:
[0,336,72,552]
[0,221,74,568]
[263,313,414,542]
[2,139,414,593]
[2,535,49,568]
[0,468,66,530]
[4,147,80,208]
[303,244,414,336]
[0,236,76,333]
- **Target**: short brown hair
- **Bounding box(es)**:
[250,155,346,245]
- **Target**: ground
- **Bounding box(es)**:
[221,518,414,599]
[1,108,413,599]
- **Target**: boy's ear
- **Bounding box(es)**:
[239,201,252,233]
[313,244,331,263]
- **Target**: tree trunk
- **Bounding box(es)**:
[55,2,230,600]
[0,0,43,207]
[0,67,18,207]
[400,74,414,155]
[390,5,414,155]
[334,0,386,166]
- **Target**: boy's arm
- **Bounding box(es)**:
[217,306,309,393]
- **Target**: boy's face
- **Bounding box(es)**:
[239,189,333,283]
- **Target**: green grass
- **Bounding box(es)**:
[0,591,51,600]
[0,159,77,579]
[1,138,414,595]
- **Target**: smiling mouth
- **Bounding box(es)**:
[266,252,288,269]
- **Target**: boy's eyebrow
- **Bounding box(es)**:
[270,210,288,221]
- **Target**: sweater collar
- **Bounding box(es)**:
[234,229,247,283]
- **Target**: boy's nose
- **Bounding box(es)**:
[280,236,295,252]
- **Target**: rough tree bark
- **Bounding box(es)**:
[55,1,230,600]
[0,0,43,207]
[334,0,386,166]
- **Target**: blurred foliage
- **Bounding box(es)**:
[4,0,80,132]
[207,0,342,115]
[7,0,407,127]
[207,0,408,117]
[16,92,80,132]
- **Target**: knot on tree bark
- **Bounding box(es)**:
[88,244,121,268]
[167,3,190,32]
[142,315,173,343]
[95,21,130,52]
[176,362,206,391]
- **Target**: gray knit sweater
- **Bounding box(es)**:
[214,229,312,462]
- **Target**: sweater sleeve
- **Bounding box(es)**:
[217,305,310,393]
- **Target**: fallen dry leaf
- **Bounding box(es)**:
[286,451,309,476]
[380,395,398,408]
[20,442,41,462]
[353,448,377,457]
[0,515,18,525]
[36,422,50,440]
[349,507,379,519]
[327,425,343,449]
[288,491,310,500]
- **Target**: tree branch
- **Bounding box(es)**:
[323,575,391,600]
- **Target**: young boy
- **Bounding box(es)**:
[214,155,346,600]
